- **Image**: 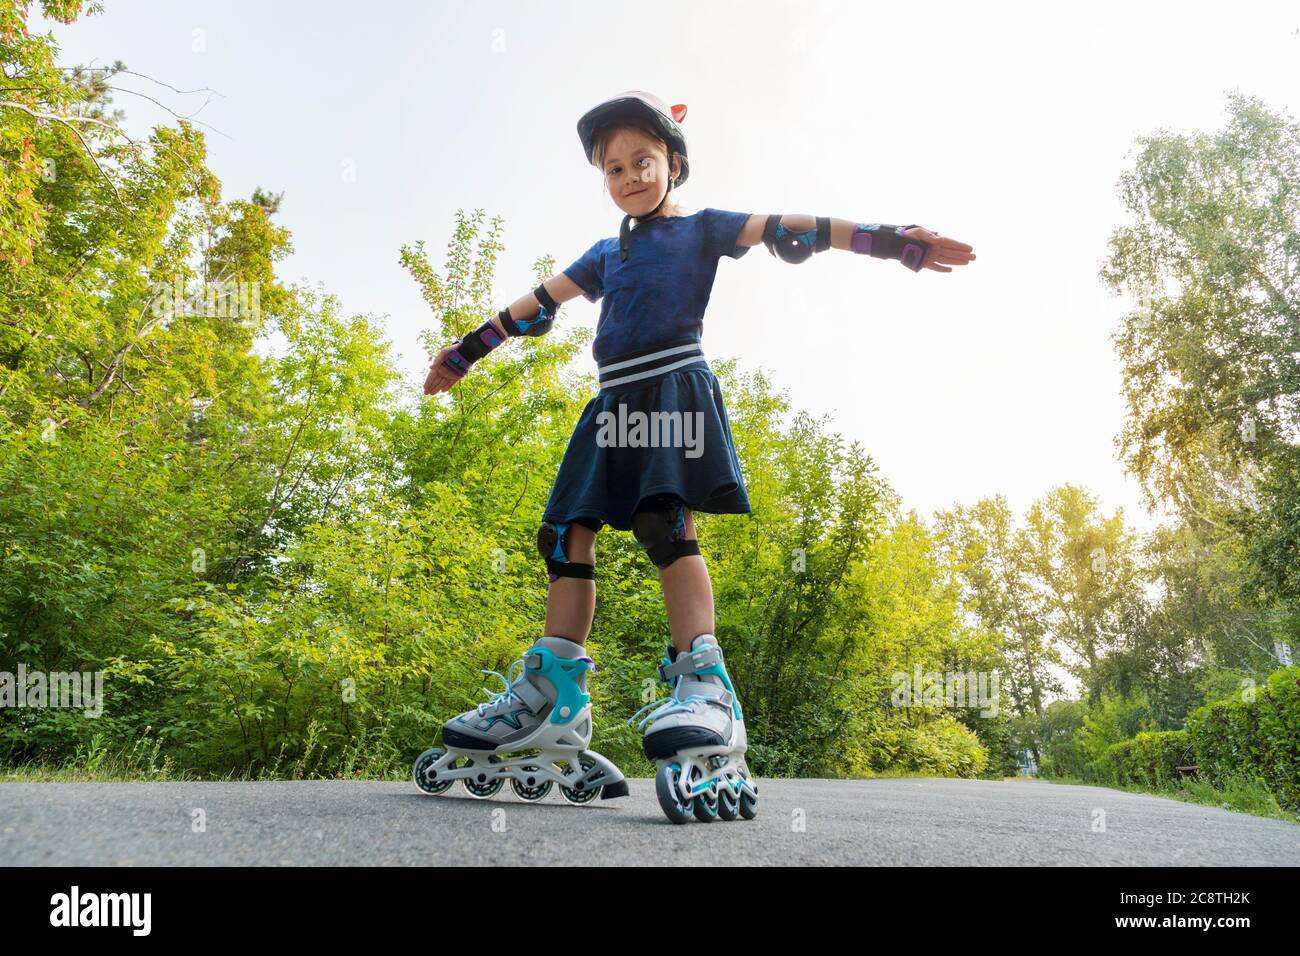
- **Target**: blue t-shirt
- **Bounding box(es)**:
[562,207,752,364]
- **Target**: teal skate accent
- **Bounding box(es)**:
[479,707,528,730]
[695,662,743,721]
[689,773,732,796]
[524,646,591,725]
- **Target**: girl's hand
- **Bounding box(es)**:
[904,226,976,273]
[424,344,467,395]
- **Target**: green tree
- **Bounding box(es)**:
[1102,92,1300,652]
[936,495,1062,764]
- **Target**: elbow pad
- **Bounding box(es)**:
[851,223,931,272]
[762,215,832,264]
[499,283,561,337]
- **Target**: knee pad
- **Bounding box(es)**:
[537,520,595,583]
[632,494,701,570]
[762,214,832,264]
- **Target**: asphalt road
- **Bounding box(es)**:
[2,777,1297,866]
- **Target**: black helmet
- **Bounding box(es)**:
[577,90,690,189]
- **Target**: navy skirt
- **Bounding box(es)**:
[542,338,751,532]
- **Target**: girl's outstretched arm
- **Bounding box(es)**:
[735,214,975,273]
[423,276,587,396]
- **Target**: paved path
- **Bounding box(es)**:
[2,777,1297,865]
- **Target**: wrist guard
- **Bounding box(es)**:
[850,223,931,272]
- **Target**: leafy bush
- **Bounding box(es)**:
[1187,666,1299,809]
[866,716,988,778]
[1101,729,1190,788]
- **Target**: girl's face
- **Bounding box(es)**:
[600,127,681,220]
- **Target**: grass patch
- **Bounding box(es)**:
[2,722,412,783]
[1034,772,1299,824]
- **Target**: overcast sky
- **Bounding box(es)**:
[37,0,1300,536]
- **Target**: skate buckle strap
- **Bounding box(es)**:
[696,688,734,711]
[657,644,723,683]
[527,651,596,674]
[509,675,549,713]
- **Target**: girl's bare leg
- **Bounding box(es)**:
[542,523,597,645]
[656,508,715,653]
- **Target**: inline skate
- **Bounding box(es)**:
[413,635,629,804]
[629,633,758,823]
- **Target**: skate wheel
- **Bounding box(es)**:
[559,753,600,805]
[511,765,553,802]
[739,783,758,819]
[462,755,504,799]
[413,747,454,795]
[654,763,693,825]
[692,787,720,822]
[717,785,740,821]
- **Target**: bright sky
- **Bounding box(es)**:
[38,0,1300,535]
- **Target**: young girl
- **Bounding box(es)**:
[417,91,975,822]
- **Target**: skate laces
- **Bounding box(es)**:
[628,692,715,730]
[476,659,526,716]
